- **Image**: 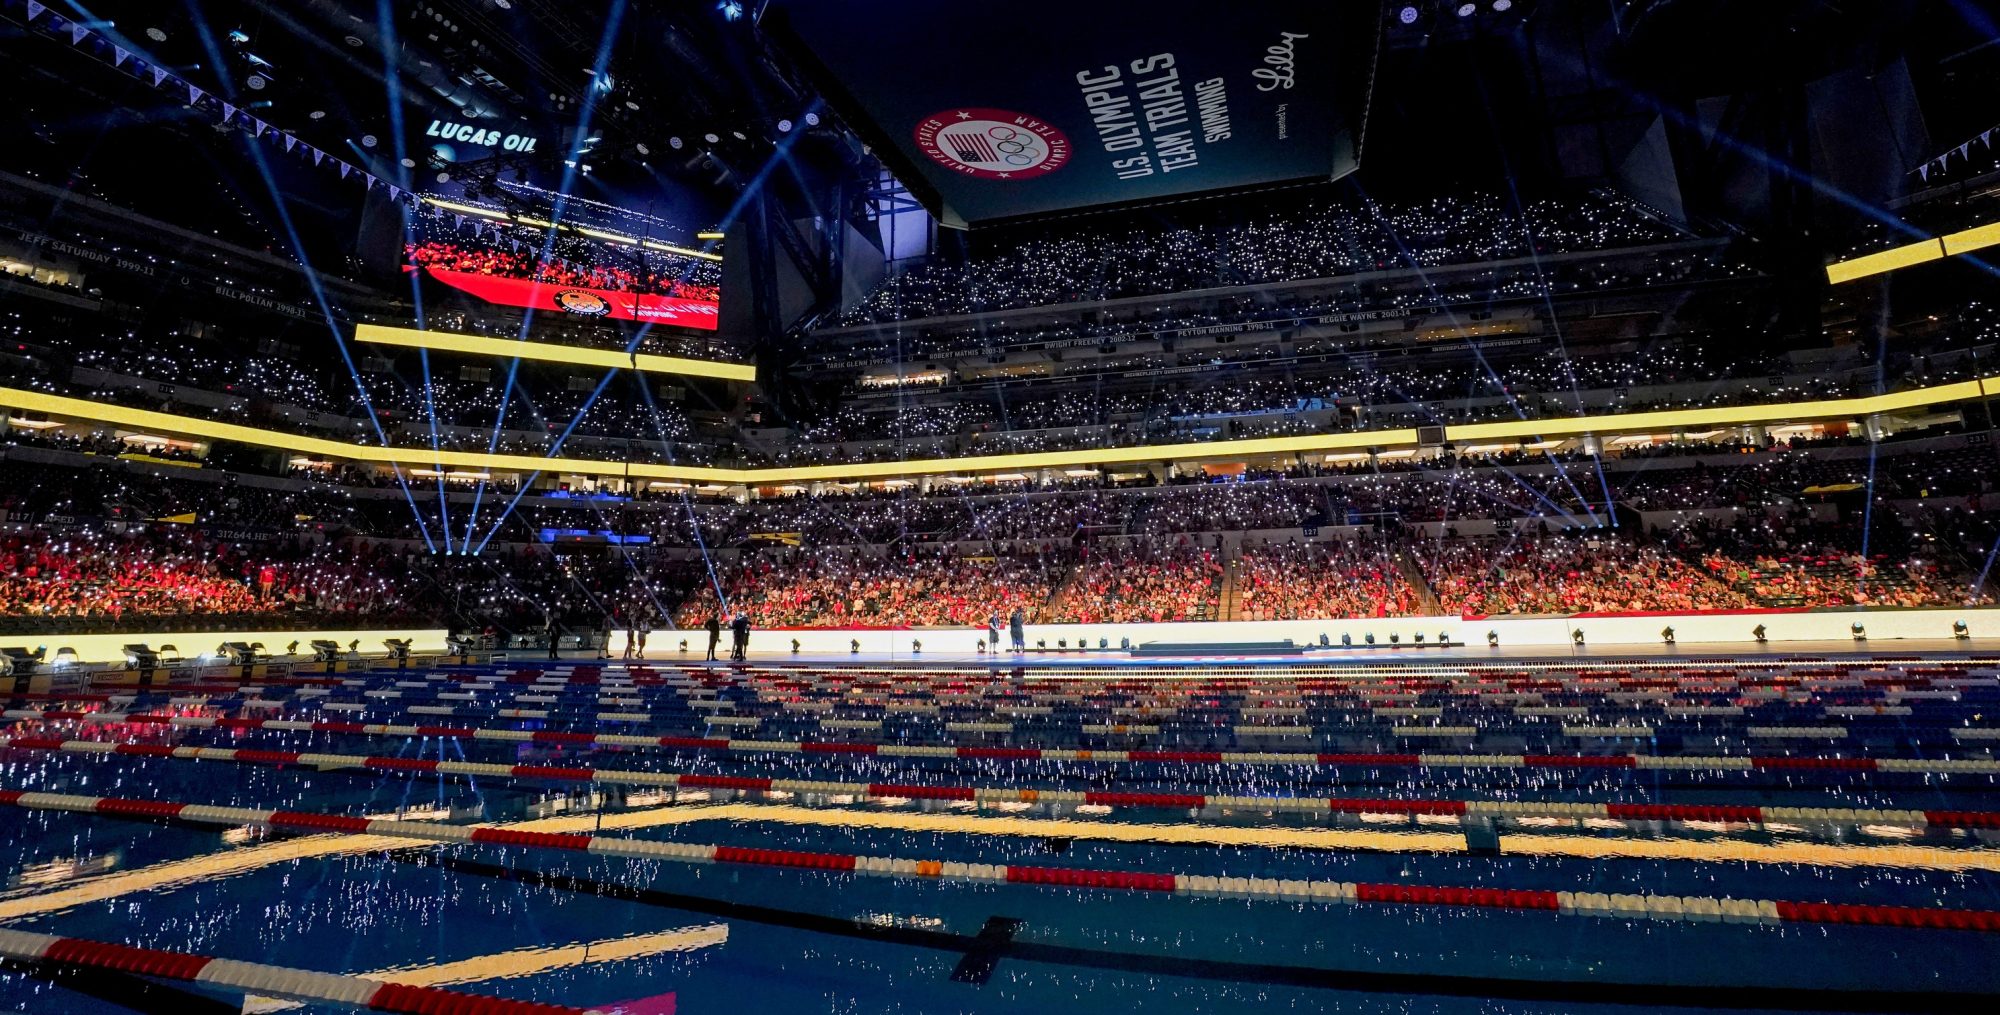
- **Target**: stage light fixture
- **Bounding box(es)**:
[912,640,922,654]
[309,110,326,120]
[361,135,378,148]
[1487,631,1499,647]
[703,133,719,143]
[1492,0,1513,10]
[1318,633,1330,646]
[146,27,167,41]
[1954,620,1971,640]
[1661,627,1675,645]
[1364,633,1376,645]
[382,638,411,662]
[777,119,792,133]
[716,0,744,20]
[1389,632,1400,644]
[1456,2,1477,15]
[851,639,861,654]
[1397,5,1422,24]
[217,642,261,666]
[1439,631,1450,645]
[804,112,821,126]
[1752,624,1768,643]
[309,640,341,663]
[635,143,650,156]
[1571,630,1585,646]
[1341,633,1353,646]
[976,640,987,653]
[1098,638,1109,649]
[731,131,747,140]
[1851,623,1866,640]
[1414,632,1425,644]
[669,136,684,149]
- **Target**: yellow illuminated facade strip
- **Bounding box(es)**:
[3,377,1993,485]
[641,239,723,262]
[1943,220,2000,257]
[1824,216,2000,283]
[418,197,720,261]
[578,227,638,245]
[353,324,755,381]
[1824,238,1944,284]
[421,197,510,221]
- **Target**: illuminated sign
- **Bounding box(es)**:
[767,0,1379,227]
[422,268,719,330]
[424,120,540,153]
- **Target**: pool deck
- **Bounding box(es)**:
[581,637,2000,671]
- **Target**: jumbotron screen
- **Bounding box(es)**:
[403,219,721,331]
[768,0,1380,228]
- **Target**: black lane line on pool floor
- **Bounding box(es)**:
[949,916,1024,984]
[0,958,240,1014]
[390,852,1994,1013]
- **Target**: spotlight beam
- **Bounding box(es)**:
[164,0,437,552]
[464,0,631,552]
[374,0,455,553]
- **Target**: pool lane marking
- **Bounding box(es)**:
[14,709,2000,777]
[0,927,602,1015]
[246,925,727,1013]
[5,788,2000,932]
[0,801,738,925]
[410,851,2000,1013]
[6,733,1996,839]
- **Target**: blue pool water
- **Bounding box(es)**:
[2,658,1998,1013]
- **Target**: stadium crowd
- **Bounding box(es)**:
[840,191,1685,323]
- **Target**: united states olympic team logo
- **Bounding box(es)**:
[914,108,1070,180]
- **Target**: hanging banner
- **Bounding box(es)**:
[766,0,1379,228]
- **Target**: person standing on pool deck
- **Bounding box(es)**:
[986,611,1001,650]
[731,611,751,660]
[636,611,652,657]
[1009,607,1026,652]
[705,612,722,661]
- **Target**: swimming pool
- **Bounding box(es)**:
[2,657,1997,1013]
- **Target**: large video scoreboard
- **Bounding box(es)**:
[768,0,1382,228]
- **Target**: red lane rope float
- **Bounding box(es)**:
[5,735,1992,832]
[0,928,597,1014]
[14,710,2000,777]
[3,788,1997,932]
